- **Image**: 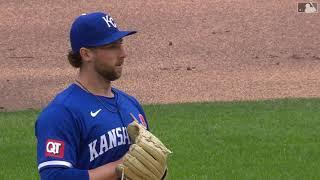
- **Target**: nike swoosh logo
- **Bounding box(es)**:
[90,109,102,117]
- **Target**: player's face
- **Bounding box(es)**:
[91,39,127,81]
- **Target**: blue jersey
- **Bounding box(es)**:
[35,83,149,173]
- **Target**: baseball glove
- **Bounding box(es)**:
[116,114,172,180]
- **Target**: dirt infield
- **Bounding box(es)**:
[1,0,320,111]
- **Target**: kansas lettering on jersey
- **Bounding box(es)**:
[88,126,130,162]
[35,84,149,172]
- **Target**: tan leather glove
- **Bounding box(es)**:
[116,114,172,180]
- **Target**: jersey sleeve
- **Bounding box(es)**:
[35,104,81,172]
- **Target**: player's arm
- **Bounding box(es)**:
[88,158,122,180]
[39,160,122,180]
[35,104,87,179]
[36,105,121,180]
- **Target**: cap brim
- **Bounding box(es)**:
[86,31,137,47]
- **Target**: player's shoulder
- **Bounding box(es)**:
[37,84,80,122]
[43,83,85,110]
[35,85,82,135]
[51,84,81,106]
[112,86,140,105]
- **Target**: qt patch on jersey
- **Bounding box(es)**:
[45,139,65,158]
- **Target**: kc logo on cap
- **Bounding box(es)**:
[70,12,137,53]
[102,15,117,28]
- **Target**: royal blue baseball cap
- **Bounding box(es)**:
[70,12,137,53]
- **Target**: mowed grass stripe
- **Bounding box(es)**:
[0,98,320,179]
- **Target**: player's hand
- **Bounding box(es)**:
[116,115,172,180]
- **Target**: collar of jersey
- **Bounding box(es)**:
[72,83,118,104]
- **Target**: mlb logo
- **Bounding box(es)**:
[45,139,65,158]
[298,2,318,13]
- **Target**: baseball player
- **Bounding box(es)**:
[35,12,169,180]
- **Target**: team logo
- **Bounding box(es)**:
[45,139,65,158]
[102,15,117,28]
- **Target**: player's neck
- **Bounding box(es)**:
[76,69,114,98]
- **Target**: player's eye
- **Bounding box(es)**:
[102,43,122,50]
[110,44,121,49]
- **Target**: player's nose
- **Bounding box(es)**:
[119,46,127,59]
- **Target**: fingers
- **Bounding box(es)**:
[117,164,142,180]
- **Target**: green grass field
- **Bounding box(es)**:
[1,98,320,179]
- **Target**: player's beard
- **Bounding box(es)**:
[94,58,122,82]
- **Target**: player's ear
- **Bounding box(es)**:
[79,47,94,63]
